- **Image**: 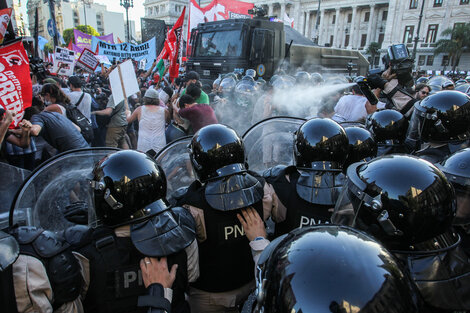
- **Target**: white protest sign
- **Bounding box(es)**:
[76,48,99,73]
[436,71,441,75]
[426,70,433,75]
[52,47,75,76]
[95,55,111,65]
[109,60,139,106]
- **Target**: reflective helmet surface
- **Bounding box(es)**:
[294,118,349,169]
[335,154,456,251]
[414,90,470,142]
[438,147,470,193]
[189,124,245,182]
[92,150,167,227]
[416,77,429,84]
[294,71,311,84]
[310,72,324,85]
[255,225,422,313]
[455,83,470,95]
[366,109,409,143]
[220,76,237,95]
[245,69,256,78]
[344,126,377,169]
[428,76,453,94]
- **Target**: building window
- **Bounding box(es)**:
[155,6,159,14]
[426,55,434,66]
[418,55,426,65]
[426,24,438,43]
[410,0,418,9]
[332,14,336,24]
[441,55,449,66]
[434,0,443,7]
[378,33,384,44]
[347,13,352,23]
[454,22,465,30]
[361,34,367,48]
[344,34,350,47]
[461,0,469,4]
[403,25,415,43]
[382,10,388,21]
[330,35,334,46]
[364,11,370,22]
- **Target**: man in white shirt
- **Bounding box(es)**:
[67,76,92,121]
[332,84,384,123]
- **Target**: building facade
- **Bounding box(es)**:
[27,0,137,44]
[143,0,186,25]
[196,0,470,72]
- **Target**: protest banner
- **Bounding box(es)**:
[0,40,32,128]
[74,29,114,52]
[92,37,156,70]
[95,55,111,65]
[76,48,99,73]
[0,8,12,44]
[109,60,139,107]
[52,47,76,76]
[187,0,253,54]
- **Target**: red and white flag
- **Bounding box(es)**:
[0,8,12,44]
[0,40,32,128]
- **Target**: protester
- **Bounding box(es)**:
[92,94,129,149]
[67,75,92,120]
[40,83,69,116]
[175,94,218,133]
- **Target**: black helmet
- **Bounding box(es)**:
[366,109,409,143]
[253,225,422,313]
[294,118,348,170]
[344,126,377,170]
[189,124,246,182]
[416,77,429,84]
[334,154,456,251]
[413,90,470,142]
[294,71,311,85]
[91,150,167,227]
[310,72,324,85]
[245,69,256,78]
[437,148,470,224]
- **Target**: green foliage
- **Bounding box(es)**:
[43,42,53,54]
[433,23,470,71]
[366,42,381,68]
[62,25,101,45]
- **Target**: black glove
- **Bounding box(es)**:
[366,74,387,90]
[62,201,89,224]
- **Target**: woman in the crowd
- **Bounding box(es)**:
[126,88,170,154]
[40,83,70,116]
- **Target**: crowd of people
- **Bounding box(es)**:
[1,54,470,313]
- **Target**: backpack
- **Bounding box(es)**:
[66,92,94,143]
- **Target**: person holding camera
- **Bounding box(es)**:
[366,44,417,117]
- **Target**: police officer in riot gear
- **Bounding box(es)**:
[73,150,197,313]
[405,90,470,163]
[174,124,275,313]
[333,154,470,311]
[242,225,423,313]
[263,118,348,236]
[437,147,470,255]
[366,109,409,156]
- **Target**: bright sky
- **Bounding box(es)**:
[19,0,146,33]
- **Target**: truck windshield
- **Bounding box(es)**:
[194,30,243,57]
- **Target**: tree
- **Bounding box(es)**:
[366,42,381,68]
[63,25,101,45]
[434,23,470,72]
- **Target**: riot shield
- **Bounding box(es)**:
[155,136,195,198]
[0,163,31,230]
[9,148,119,231]
[242,116,306,174]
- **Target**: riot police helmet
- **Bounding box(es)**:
[416,77,429,84]
[220,76,237,96]
[235,78,257,107]
[189,124,246,182]
[333,154,456,251]
[366,109,409,143]
[437,148,470,224]
[253,225,422,313]
[455,79,467,86]
[91,150,167,227]
[310,72,324,85]
[294,118,349,170]
[343,126,377,170]
[294,71,311,85]
[245,69,256,78]
[412,90,470,143]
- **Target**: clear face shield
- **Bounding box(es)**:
[10,148,120,231]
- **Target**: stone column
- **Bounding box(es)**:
[294,1,301,32]
[268,4,273,17]
[304,11,310,38]
[318,9,325,44]
[280,2,286,20]
[336,10,344,48]
[366,5,375,46]
[348,5,357,49]
[299,10,306,35]
[333,8,340,47]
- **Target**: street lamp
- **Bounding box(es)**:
[120,0,133,43]
[82,0,92,29]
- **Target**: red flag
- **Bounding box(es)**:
[0,40,32,128]
[67,39,73,50]
[0,8,12,44]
